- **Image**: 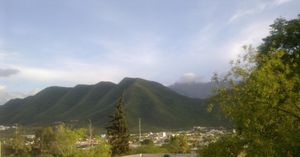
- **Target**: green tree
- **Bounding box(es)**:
[106,96,130,156]
[209,15,300,156]
[4,125,111,157]
[75,136,111,157]
[259,15,300,62]
[164,135,190,153]
[50,125,85,156]
[5,126,31,157]
[198,134,245,157]
[33,126,55,155]
[33,124,88,157]
[141,139,154,145]
[130,145,168,154]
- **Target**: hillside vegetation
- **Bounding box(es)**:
[0,78,227,130]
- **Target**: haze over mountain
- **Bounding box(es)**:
[169,82,214,99]
[0,90,28,105]
[0,78,227,131]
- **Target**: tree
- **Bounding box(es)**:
[5,126,31,157]
[33,124,112,157]
[4,125,111,157]
[259,15,300,57]
[33,125,86,156]
[106,96,130,156]
[198,134,245,157]
[33,126,56,155]
[74,137,111,157]
[130,145,168,154]
[164,135,190,153]
[209,15,300,156]
[141,139,154,145]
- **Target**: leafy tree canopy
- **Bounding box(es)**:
[163,135,190,153]
[4,125,111,157]
[209,15,300,156]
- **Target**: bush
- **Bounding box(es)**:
[198,134,245,157]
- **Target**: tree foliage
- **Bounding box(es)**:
[163,135,190,153]
[207,15,300,156]
[141,139,154,145]
[4,125,111,157]
[106,96,130,155]
[198,134,245,157]
[33,125,86,156]
[259,15,300,58]
[5,127,32,157]
[130,145,168,154]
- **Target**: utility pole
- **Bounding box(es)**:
[15,124,18,136]
[89,119,92,147]
[139,118,141,143]
[0,140,2,157]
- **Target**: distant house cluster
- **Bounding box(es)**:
[0,125,16,131]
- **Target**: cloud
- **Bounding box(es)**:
[96,34,163,67]
[228,2,267,24]
[228,0,295,24]
[272,0,293,6]
[14,64,126,84]
[0,85,35,105]
[0,85,5,91]
[0,68,20,77]
[178,73,203,83]
[0,35,165,85]
[219,20,271,64]
[19,67,63,81]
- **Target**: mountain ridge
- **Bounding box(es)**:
[0,78,227,131]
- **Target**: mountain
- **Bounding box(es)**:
[169,82,214,99]
[0,78,226,131]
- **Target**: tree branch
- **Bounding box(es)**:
[274,106,300,120]
[293,103,300,112]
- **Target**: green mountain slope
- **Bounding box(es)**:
[0,78,227,130]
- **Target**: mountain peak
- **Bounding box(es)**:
[120,77,147,83]
[118,77,152,87]
[95,81,116,86]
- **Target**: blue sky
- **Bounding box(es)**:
[0,0,299,98]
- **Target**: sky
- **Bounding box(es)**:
[0,0,299,102]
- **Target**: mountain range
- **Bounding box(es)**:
[0,78,226,131]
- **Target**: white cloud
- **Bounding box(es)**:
[272,0,293,6]
[100,42,160,66]
[14,65,125,84]
[228,2,267,24]
[184,20,271,79]
[0,34,166,86]
[228,0,295,24]
[179,73,203,83]
[0,85,6,91]
[18,67,64,81]
[228,10,255,24]
[0,39,21,63]
[226,21,270,59]
[0,86,34,105]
